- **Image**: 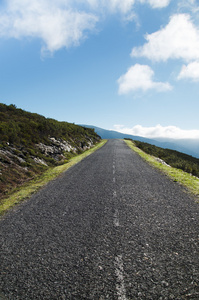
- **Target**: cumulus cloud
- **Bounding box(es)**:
[0,0,98,54]
[140,0,171,9]
[79,0,168,13]
[0,0,137,54]
[117,64,172,94]
[131,14,199,62]
[113,124,199,139]
[178,61,199,81]
[106,0,136,14]
[69,0,136,13]
[178,0,199,15]
[0,0,174,54]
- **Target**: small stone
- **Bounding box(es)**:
[161,280,169,287]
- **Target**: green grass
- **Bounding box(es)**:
[0,140,107,216]
[125,139,199,201]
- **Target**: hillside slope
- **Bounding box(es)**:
[0,104,100,199]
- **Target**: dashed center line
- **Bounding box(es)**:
[113,209,120,227]
[113,162,116,175]
[113,160,127,300]
[115,255,127,300]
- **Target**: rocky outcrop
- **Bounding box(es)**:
[0,135,99,199]
[36,137,96,162]
[33,157,48,166]
[154,157,171,167]
[0,136,95,170]
[0,148,27,171]
[0,103,101,199]
[36,137,77,160]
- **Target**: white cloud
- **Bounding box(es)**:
[117,64,172,94]
[178,0,199,15]
[113,124,199,139]
[139,0,171,9]
[131,14,199,62]
[81,0,170,11]
[106,0,136,14]
[178,61,199,81]
[66,0,136,13]
[0,0,175,54]
[0,0,98,54]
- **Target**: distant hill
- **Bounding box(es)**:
[155,137,199,159]
[0,104,100,199]
[80,125,199,159]
[80,125,160,142]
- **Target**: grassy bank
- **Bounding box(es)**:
[125,139,199,201]
[0,140,107,216]
[0,103,101,199]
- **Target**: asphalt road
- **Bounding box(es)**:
[0,139,199,299]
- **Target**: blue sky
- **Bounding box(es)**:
[0,0,199,139]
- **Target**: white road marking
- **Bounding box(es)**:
[115,255,127,300]
[112,161,126,299]
[113,209,120,227]
[113,163,116,175]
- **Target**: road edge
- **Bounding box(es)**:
[0,140,107,216]
[124,139,199,201]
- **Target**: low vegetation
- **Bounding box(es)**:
[125,139,199,199]
[0,104,99,148]
[0,103,101,201]
[133,140,199,178]
[0,140,107,216]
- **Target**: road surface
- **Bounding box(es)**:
[0,139,199,299]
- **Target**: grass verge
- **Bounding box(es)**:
[0,140,107,216]
[125,139,199,201]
